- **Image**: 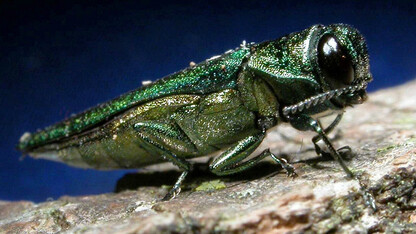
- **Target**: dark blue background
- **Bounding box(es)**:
[1,0,415,202]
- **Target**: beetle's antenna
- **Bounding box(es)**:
[282,82,368,116]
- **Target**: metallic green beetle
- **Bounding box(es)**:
[17,24,374,206]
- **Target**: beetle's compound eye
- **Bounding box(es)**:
[318,34,354,89]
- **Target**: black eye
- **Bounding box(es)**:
[318,34,354,89]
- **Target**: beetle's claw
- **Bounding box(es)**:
[161,187,181,201]
[284,164,298,178]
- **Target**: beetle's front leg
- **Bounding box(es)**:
[289,114,354,177]
[209,131,296,177]
[134,122,197,201]
[311,113,353,161]
[289,114,377,210]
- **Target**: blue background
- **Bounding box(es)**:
[1,0,415,202]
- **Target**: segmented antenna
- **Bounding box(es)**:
[282,82,367,117]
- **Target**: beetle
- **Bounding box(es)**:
[17,24,375,207]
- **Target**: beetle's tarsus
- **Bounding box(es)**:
[161,189,175,201]
[286,165,298,178]
[315,145,354,161]
[161,171,188,201]
[162,187,181,201]
[269,152,297,178]
[363,190,377,211]
[357,175,378,211]
[284,166,297,178]
[336,145,353,161]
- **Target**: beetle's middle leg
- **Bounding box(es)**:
[133,121,198,200]
[209,131,296,177]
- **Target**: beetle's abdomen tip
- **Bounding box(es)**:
[19,132,32,143]
[16,132,32,152]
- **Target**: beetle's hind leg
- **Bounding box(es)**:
[134,122,198,201]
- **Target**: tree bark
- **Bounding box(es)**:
[1,80,416,233]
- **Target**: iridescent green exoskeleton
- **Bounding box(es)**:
[17,24,375,208]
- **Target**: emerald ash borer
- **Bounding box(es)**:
[17,24,376,208]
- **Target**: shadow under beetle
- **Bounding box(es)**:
[17,24,376,209]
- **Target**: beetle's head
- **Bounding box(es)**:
[248,24,372,117]
[315,24,372,108]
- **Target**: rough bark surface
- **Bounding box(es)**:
[2,80,416,233]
